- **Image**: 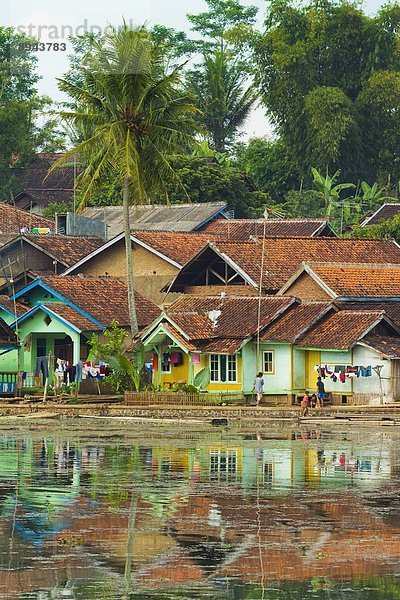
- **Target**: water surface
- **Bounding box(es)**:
[1,418,400,599]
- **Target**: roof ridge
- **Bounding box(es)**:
[306,261,400,268]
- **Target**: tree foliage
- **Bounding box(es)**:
[0,27,65,200]
[54,25,197,335]
[165,155,270,216]
[187,50,257,151]
[254,0,400,185]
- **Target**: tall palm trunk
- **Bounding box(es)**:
[123,177,139,338]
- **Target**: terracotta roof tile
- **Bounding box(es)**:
[0,203,54,233]
[297,310,386,349]
[201,219,333,239]
[362,203,400,226]
[209,238,400,292]
[0,317,17,348]
[305,262,400,298]
[261,302,333,342]
[361,333,400,358]
[23,235,104,267]
[167,295,295,342]
[38,276,160,329]
[0,297,28,318]
[132,230,219,266]
[337,301,400,329]
[41,303,98,332]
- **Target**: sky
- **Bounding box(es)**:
[3,0,387,141]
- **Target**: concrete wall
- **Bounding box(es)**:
[73,239,180,306]
[283,272,331,301]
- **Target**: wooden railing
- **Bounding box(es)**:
[124,390,245,406]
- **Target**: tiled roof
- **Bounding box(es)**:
[361,333,400,358]
[132,230,217,266]
[361,203,400,226]
[0,316,18,348]
[297,310,386,349]
[0,296,28,318]
[0,203,54,233]
[304,262,400,298]
[41,302,98,332]
[209,238,400,292]
[10,153,75,207]
[261,301,333,342]
[81,203,227,237]
[195,338,244,354]
[23,235,104,267]
[337,301,400,329]
[38,276,160,329]
[167,295,295,341]
[15,188,74,208]
[200,219,334,239]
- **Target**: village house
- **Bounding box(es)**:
[8,153,75,215]
[140,289,400,405]
[165,237,400,296]
[0,276,160,380]
[60,230,223,306]
[0,234,104,292]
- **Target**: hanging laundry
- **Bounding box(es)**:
[339,372,346,383]
[170,352,183,365]
[335,365,345,374]
[325,365,333,375]
[330,374,338,383]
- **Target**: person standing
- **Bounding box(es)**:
[252,372,264,407]
[316,376,325,407]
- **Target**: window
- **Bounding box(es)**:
[36,338,46,358]
[210,354,238,383]
[209,449,238,481]
[263,351,274,374]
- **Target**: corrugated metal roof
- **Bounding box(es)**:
[81,203,227,237]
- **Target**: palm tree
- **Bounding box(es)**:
[51,25,196,337]
[311,167,355,218]
[187,49,258,152]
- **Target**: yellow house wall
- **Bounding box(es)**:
[159,353,189,385]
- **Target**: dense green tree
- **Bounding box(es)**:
[0,27,65,200]
[236,137,300,201]
[351,213,400,243]
[187,50,257,151]
[53,25,196,336]
[254,0,400,184]
[187,0,259,54]
[165,154,270,216]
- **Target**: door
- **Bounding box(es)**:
[305,350,321,391]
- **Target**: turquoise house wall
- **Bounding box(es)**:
[242,341,292,395]
[293,348,306,391]
[0,310,82,378]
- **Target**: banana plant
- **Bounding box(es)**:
[360,181,392,211]
[311,167,355,217]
